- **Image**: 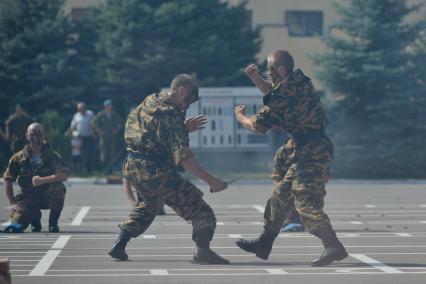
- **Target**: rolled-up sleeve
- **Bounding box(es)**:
[250,105,277,134]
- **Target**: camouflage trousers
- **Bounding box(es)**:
[10,182,66,230]
[271,139,301,225]
[264,137,334,236]
[120,159,216,239]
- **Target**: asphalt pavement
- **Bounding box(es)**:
[1,181,426,284]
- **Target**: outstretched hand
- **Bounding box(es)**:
[185,115,207,133]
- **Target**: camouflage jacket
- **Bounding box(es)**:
[250,69,329,135]
[124,92,193,171]
[92,110,123,137]
[3,144,69,193]
[5,113,33,144]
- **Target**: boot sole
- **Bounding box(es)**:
[192,259,230,265]
[236,241,269,260]
[108,251,129,261]
[310,251,348,267]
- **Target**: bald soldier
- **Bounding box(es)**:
[234,50,347,266]
[2,123,69,233]
[109,74,229,264]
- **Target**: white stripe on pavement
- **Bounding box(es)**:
[150,269,168,275]
[266,269,288,274]
[28,235,71,276]
[252,205,265,213]
[395,233,411,237]
[71,206,91,226]
[350,254,403,273]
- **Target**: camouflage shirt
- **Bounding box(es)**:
[3,144,69,192]
[92,110,123,137]
[251,69,329,135]
[124,92,193,170]
[5,113,33,145]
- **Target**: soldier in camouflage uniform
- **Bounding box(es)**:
[272,139,305,232]
[5,105,34,154]
[108,74,229,264]
[2,123,69,233]
[92,100,123,170]
[234,50,347,266]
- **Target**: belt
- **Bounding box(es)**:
[292,129,326,146]
[127,151,161,161]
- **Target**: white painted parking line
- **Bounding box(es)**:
[364,204,376,208]
[266,269,287,274]
[217,222,225,225]
[395,233,411,237]
[29,250,62,276]
[150,269,168,275]
[28,235,71,276]
[52,235,71,249]
[142,235,156,239]
[350,221,363,224]
[228,234,243,238]
[252,205,265,213]
[71,206,90,226]
[420,205,426,208]
[420,221,426,224]
[350,254,403,274]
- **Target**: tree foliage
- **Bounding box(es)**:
[0,0,94,122]
[92,0,261,104]
[314,0,426,177]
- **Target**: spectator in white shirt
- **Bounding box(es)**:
[70,102,94,173]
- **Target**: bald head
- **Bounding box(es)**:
[26,123,46,148]
[267,50,294,84]
[268,50,294,73]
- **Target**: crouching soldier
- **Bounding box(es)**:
[2,123,69,233]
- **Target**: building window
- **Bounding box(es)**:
[228,135,232,144]
[285,10,323,37]
[211,120,216,131]
[211,136,215,144]
[220,136,224,145]
[203,136,207,144]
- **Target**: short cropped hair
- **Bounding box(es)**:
[171,74,198,92]
[270,50,294,73]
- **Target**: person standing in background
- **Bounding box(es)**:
[5,104,34,154]
[92,100,123,171]
[70,102,94,173]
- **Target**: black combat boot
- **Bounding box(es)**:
[48,210,61,233]
[235,229,276,260]
[31,211,42,232]
[311,228,348,266]
[108,230,132,261]
[193,229,229,264]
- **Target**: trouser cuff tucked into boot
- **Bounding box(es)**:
[310,225,348,266]
[193,228,229,264]
[109,230,132,261]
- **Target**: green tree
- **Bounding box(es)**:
[0,0,94,122]
[92,0,261,104]
[313,0,426,178]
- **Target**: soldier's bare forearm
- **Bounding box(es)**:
[181,156,216,184]
[249,74,273,95]
[236,114,259,133]
[4,180,16,205]
[40,172,69,184]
